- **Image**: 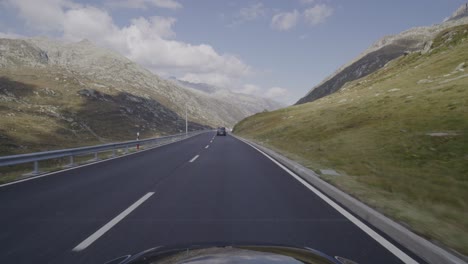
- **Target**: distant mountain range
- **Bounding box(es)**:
[169,77,283,126]
[296,3,468,104]
[0,37,281,154]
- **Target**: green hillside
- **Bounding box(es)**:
[234,25,468,255]
[0,68,208,157]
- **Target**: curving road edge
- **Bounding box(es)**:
[232,134,468,264]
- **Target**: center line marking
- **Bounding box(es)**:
[189,155,199,163]
[72,192,154,252]
[205,145,209,149]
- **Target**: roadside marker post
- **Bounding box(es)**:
[136,132,140,150]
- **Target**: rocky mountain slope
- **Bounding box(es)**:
[0,38,277,154]
[296,3,468,104]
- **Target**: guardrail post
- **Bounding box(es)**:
[112,148,116,158]
[136,132,140,150]
[68,155,75,167]
[125,145,128,154]
[33,161,39,175]
[94,152,98,161]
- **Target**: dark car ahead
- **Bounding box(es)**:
[217,127,227,136]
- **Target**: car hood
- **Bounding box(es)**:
[105,244,358,264]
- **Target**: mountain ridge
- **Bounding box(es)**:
[169,77,284,123]
[296,3,468,105]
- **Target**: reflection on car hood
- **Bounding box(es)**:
[105,244,358,264]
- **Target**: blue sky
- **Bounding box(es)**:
[0,0,465,104]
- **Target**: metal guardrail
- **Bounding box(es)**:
[0,130,208,175]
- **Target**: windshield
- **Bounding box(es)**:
[0,1,466,264]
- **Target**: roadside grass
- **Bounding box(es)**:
[234,25,468,255]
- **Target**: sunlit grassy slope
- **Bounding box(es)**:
[234,25,468,255]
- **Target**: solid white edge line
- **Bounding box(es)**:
[189,155,199,163]
[72,192,155,252]
[237,138,418,264]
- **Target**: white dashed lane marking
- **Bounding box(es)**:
[189,155,199,163]
[72,192,155,252]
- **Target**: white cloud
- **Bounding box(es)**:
[232,84,290,104]
[4,0,79,31]
[106,0,182,9]
[62,6,117,42]
[265,87,289,100]
[130,16,177,39]
[303,4,333,26]
[150,0,182,9]
[270,2,333,32]
[230,2,267,27]
[67,13,250,87]
[271,10,299,31]
[5,0,250,88]
[239,3,266,21]
[235,83,262,95]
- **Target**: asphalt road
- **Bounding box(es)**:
[0,132,425,264]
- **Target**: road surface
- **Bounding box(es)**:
[0,132,425,263]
